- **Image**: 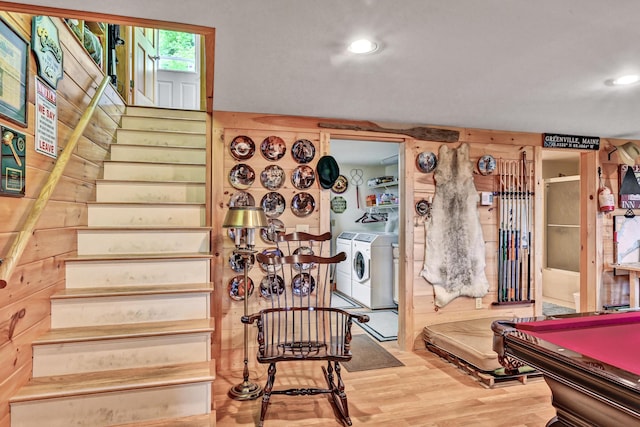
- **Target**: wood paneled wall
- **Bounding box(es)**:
[0,13,123,426]
[211,112,640,363]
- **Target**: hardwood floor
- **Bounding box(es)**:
[214,329,556,426]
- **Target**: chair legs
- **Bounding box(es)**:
[258,362,277,427]
[323,361,353,426]
[258,361,353,426]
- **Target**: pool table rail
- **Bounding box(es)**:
[492,317,640,427]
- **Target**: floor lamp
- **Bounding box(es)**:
[222,206,268,400]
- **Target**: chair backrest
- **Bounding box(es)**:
[255,250,348,358]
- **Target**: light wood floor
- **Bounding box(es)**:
[214,329,556,426]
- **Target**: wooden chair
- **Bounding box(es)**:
[243,232,369,426]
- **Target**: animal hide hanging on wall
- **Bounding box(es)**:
[420,143,489,307]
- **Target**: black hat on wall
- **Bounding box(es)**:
[316,155,340,189]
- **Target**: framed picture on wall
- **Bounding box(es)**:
[0,17,29,127]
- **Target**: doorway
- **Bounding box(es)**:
[541,150,580,315]
[329,138,401,339]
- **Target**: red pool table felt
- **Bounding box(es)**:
[515,311,640,376]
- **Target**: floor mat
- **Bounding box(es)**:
[356,309,398,342]
[542,301,575,316]
[330,292,362,309]
[342,334,404,372]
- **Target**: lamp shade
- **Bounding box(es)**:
[222,207,269,229]
[616,141,640,166]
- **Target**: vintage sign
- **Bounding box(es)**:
[0,125,26,197]
[619,164,640,209]
[31,16,63,89]
[35,77,58,158]
[543,133,600,150]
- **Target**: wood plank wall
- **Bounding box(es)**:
[0,13,123,426]
[212,112,640,366]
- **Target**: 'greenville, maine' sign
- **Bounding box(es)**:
[543,133,600,150]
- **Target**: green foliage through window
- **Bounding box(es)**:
[159,30,196,72]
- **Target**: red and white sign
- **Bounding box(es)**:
[35,77,58,158]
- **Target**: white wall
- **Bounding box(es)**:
[330,162,399,251]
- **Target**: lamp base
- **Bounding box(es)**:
[228,380,263,401]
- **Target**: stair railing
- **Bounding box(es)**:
[0,75,112,289]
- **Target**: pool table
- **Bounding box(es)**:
[492,311,640,427]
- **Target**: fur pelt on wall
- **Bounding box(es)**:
[421,143,489,307]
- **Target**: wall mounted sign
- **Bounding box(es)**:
[330,196,346,213]
[1,125,26,197]
[543,133,600,150]
[35,77,58,158]
[0,17,29,127]
[619,164,640,209]
[31,16,63,89]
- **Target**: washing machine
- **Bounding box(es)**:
[352,232,398,309]
[335,231,358,297]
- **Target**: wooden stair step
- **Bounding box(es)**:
[115,128,206,148]
[10,361,215,402]
[65,252,214,262]
[34,319,215,345]
[103,161,205,182]
[95,180,206,203]
[51,283,214,299]
[125,106,207,120]
[76,228,211,256]
[88,202,205,228]
[120,116,206,133]
[112,412,216,427]
[110,144,206,165]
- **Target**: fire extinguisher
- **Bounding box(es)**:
[598,168,615,213]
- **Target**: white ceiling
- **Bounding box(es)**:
[11,0,640,146]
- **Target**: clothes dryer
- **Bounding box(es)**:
[352,232,398,309]
[335,231,358,297]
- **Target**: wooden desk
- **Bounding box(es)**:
[614,262,640,309]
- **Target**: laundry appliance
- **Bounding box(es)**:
[351,232,398,309]
[334,231,358,297]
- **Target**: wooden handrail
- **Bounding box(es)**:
[0,75,112,289]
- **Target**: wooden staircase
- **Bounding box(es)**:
[9,107,216,426]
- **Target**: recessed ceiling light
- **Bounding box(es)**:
[612,74,640,85]
[348,38,378,54]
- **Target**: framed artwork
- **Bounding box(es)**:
[0,17,29,127]
[618,164,640,209]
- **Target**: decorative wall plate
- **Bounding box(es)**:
[292,273,315,296]
[291,139,316,164]
[259,247,284,271]
[331,175,349,194]
[416,151,437,173]
[229,191,255,207]
[259,274,285,298]
[229,252,255,273]
[228,275,255,301]
[229,164,255,189]
[260,136,286,161]
[229,135,255,161]
[293,246,314,270]
[291,192,315,217]
[261,192,286,218]
[291,165,315,190]
[260,164,285,190]
[261,218,285,243]
[477,154,496,175]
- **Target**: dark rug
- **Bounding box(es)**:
[342,334,404,372]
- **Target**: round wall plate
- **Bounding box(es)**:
[477,154,496,175]
[229,135,255,161]
[416,151,437,173]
